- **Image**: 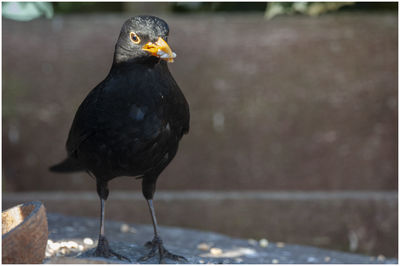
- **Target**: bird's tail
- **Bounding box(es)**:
[49,157,85,173]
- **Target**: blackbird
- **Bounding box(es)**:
[50,15,190,263]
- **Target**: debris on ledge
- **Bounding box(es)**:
[44,214,397,264]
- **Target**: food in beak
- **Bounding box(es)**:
[142,37,176,63]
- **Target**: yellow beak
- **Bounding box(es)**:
[142,37,176,63]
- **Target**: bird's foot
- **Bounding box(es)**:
[93,235,130,262]
[139,236,188,263]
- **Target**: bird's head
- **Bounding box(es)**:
[113,16,176,65]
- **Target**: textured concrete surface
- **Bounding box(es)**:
[3,191,397,257]
[44,213,397,264]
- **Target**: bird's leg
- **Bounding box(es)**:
[93,183,130,262]
[139,199,188,263]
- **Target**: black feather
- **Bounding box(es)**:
[49,157,84,172]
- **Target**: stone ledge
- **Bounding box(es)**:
[3,190,398,201]
[45,213,397,264]
[3,191,397,258]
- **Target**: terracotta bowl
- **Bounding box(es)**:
[2,201,48,263]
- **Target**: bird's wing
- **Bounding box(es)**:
[175,84,190,135]
[66,81,105,158]
[164,66,190,136]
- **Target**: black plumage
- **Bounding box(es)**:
[50,15,189,263]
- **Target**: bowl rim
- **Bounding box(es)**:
[2,201,44,239]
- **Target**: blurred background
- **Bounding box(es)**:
[2,1,398,259]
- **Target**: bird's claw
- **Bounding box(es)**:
[139,236,188,263]
[93,235,131,262]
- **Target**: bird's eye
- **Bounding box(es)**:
[130,32,141,44]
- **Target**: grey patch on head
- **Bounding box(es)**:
[126,15,169,39]
[129,104,145,121]
[166,123,171,132]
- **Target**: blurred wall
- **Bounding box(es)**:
[2,11,398,257]
[3,13,397,192]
